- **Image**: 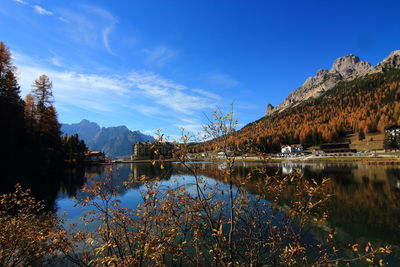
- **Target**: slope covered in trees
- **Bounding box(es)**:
[194,70,400,153]
[246,70,400,152]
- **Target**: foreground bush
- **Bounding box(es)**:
[0,110,392,266]
[0,185,62,266]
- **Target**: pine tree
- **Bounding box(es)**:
[32,75,54,130]
[0,42,26,175]
[0,42,24,111]
[358,128,365,141]
[24,93,36,131]
[30,74,63,166]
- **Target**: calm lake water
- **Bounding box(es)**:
[53,161,400,263]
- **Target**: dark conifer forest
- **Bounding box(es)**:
[0,41,86,207]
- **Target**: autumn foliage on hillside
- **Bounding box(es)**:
[196,70,400,153]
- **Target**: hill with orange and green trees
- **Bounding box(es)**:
[193,52,400,154]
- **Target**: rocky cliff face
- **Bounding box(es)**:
[265,104,275,116]
[61,119,100,143]
[375,50,400,71]
[265,50,400,116]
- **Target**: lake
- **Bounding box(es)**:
[51,161,400,263]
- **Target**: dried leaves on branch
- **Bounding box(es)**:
[0,109,392,266]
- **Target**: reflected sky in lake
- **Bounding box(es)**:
[54,161,400,260]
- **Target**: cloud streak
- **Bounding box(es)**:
[204,72,240,88]
[50,57,63,67]
[13,52,221,133]
[17,3,117,55]
[143,46,178,67]
[14,0,28,5]
[102,25,116,55]
[34,5,53,16]
[80,5,118,55]
[58,17,69,23]
[127,71,214,114]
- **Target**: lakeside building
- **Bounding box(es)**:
[131,142,173,160]
[215,150,235,159]
[85,151,106,162]
[278,144,304,158]
[319,143,356,153]
[280,144,304,157]
[385,125,400,135]
[384,125,400,151]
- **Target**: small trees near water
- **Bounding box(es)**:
[0,109,392,266]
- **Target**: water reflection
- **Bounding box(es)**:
[4,161,398,249]
[1,166,86,212]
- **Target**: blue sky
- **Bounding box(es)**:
[1,0,400,138]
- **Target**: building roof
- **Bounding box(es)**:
[384,125,400,131]
[281,144,303,148]
[88,151,103,155]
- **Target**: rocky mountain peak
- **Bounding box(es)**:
[329,54,372,78]
[265,104,275,116]
[264,51,400,116]
[61,120,155,157]
[265,49,400,117]
[376,50,400,70]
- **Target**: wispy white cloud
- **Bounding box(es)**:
[14,0,28,5]
[50,57,63,67]
[12,52,221,132]
[60,5,118,55]
[16,65,128,112]
[58,16,69,23]
[102,25,116,55]
[80,5,115,21]
[59,10,98,47]
[192,88,221,100]
[33,5,53,16]
[204,72,240,89]
[127,71,214,114]
[175,117,204,133]
[82,5,117,55]
[175,123,204,135]
[143,46,178,67]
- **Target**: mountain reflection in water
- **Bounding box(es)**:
[3,161,399,255]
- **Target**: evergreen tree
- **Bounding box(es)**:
[0,42,26,177]
[62,134,88,162]
[0,42,24,115]
[30,74,63,166]
[32,75,54,131]
[358,128,365,141]
[24,93,36,131]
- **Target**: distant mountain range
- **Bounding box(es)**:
[266,50,400,115]
[61,119,155,157]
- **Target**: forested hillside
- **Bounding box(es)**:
[195,70,400,153]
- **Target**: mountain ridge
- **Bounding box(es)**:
[61,120,155,157]
[266,50,400,115]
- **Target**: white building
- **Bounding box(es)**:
[280,144,304,155]
[216,150,234,159]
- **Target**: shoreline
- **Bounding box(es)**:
[103,155,400,165]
